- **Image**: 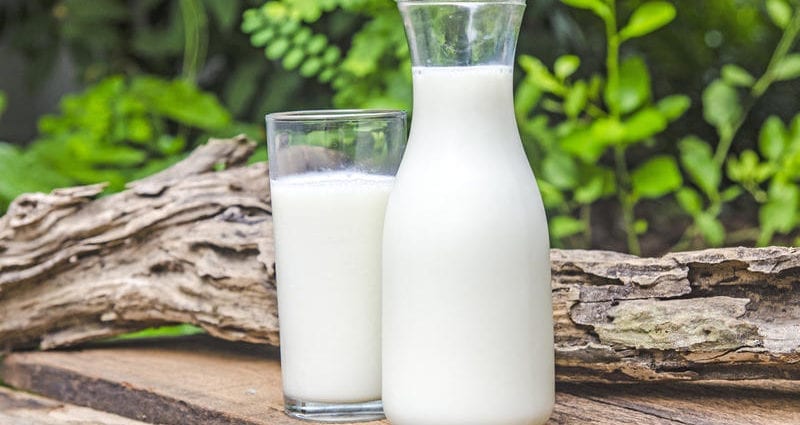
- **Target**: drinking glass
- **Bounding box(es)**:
[266,110,406,422]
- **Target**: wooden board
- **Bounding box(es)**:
[1,336,798,425]
[0,386,150,425]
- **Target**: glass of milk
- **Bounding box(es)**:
[266,110,406,422]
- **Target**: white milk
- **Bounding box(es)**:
[271,172,393,403]
[382,66,554,425]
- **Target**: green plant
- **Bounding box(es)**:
[242,0,411,110]
[674,0,800,248]
[0,75,256,211]
[516,0,689,254]
[727,113,800,245]
[0,0,302,124]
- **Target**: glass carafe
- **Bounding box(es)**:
[382,1,554,424]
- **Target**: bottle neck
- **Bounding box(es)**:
[398,1,525,68]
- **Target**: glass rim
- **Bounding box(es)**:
[266,109,406,122]
[396,0,525,4]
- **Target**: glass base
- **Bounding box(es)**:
[284,396,385,423]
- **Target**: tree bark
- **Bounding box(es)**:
[1,137,798,382]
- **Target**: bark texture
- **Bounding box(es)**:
[1,136,799,382]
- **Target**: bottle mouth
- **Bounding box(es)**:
[266,109,406,123]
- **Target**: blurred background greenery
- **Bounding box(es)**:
[1,0,799,256]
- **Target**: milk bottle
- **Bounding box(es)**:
[382,2,554,424]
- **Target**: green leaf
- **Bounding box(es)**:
[564,80,588,118]
[702,80,741,135]
[574,169,607,204]
[515,79,543,121]
[621,107,667,144]
[679,136,721,198]
[634,219,649,235]
[720,186,743,202]
[300,57,323,77]
[549,215,587,239]
[721,64,755,87]
[241,9,264,33]
[631,155,683,199]
[727,150,775,185]
[696,212,725,246]
[282,48,305,70]
[656,95,690,121]
[759,116,788,161]
[0,143,73,208]
[306,34,328,55]
[619,1,677,41]
[0,91,6,118]
[131,76,231,131]
[542,152,579,190]
[292,27,312,46]
[573,165,617,205]
[80,145,147,166]
[606,56,651,115]
[560,118,624,162]
[676,187,703,216]
[111,324,205,341]
[250,28,276,47]
[519,55,563,94]
[554,55,580,80]
[774,53,800,81]
[559,0,610,18]
[537,178,565,209]
[766,0,792,29]
[157,135,186,156]
[265,38,290,60]
[760,181,799,235]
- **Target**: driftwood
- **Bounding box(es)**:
[1,136,799,383]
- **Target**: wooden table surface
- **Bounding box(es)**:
[1,336,798,424]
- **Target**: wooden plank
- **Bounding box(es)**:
[559,381,800,425]
[2,336,797,425]
[550,391,681,424]
[1,337,343,425]
[0,386,149,425]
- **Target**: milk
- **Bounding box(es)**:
[382,66,554,424]
[271,172,393,403]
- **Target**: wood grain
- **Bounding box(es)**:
[0,386,149,425]
[1,338,336,425]
[558,381,800,425]
[1,137,799,382]
[2,337,798,425]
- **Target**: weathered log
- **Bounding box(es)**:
[1,136,798,383]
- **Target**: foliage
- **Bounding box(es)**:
[0,0,318,124]
[4,0,800,253]
[241,0,411,110]
[104,324,206,341]
[517,0,688,254]
[673,0,800,248]
[240,0,800,253]
[0,74,253,210]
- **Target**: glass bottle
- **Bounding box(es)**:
[382,1,554,424]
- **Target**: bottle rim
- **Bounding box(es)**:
[266,109,406,122]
